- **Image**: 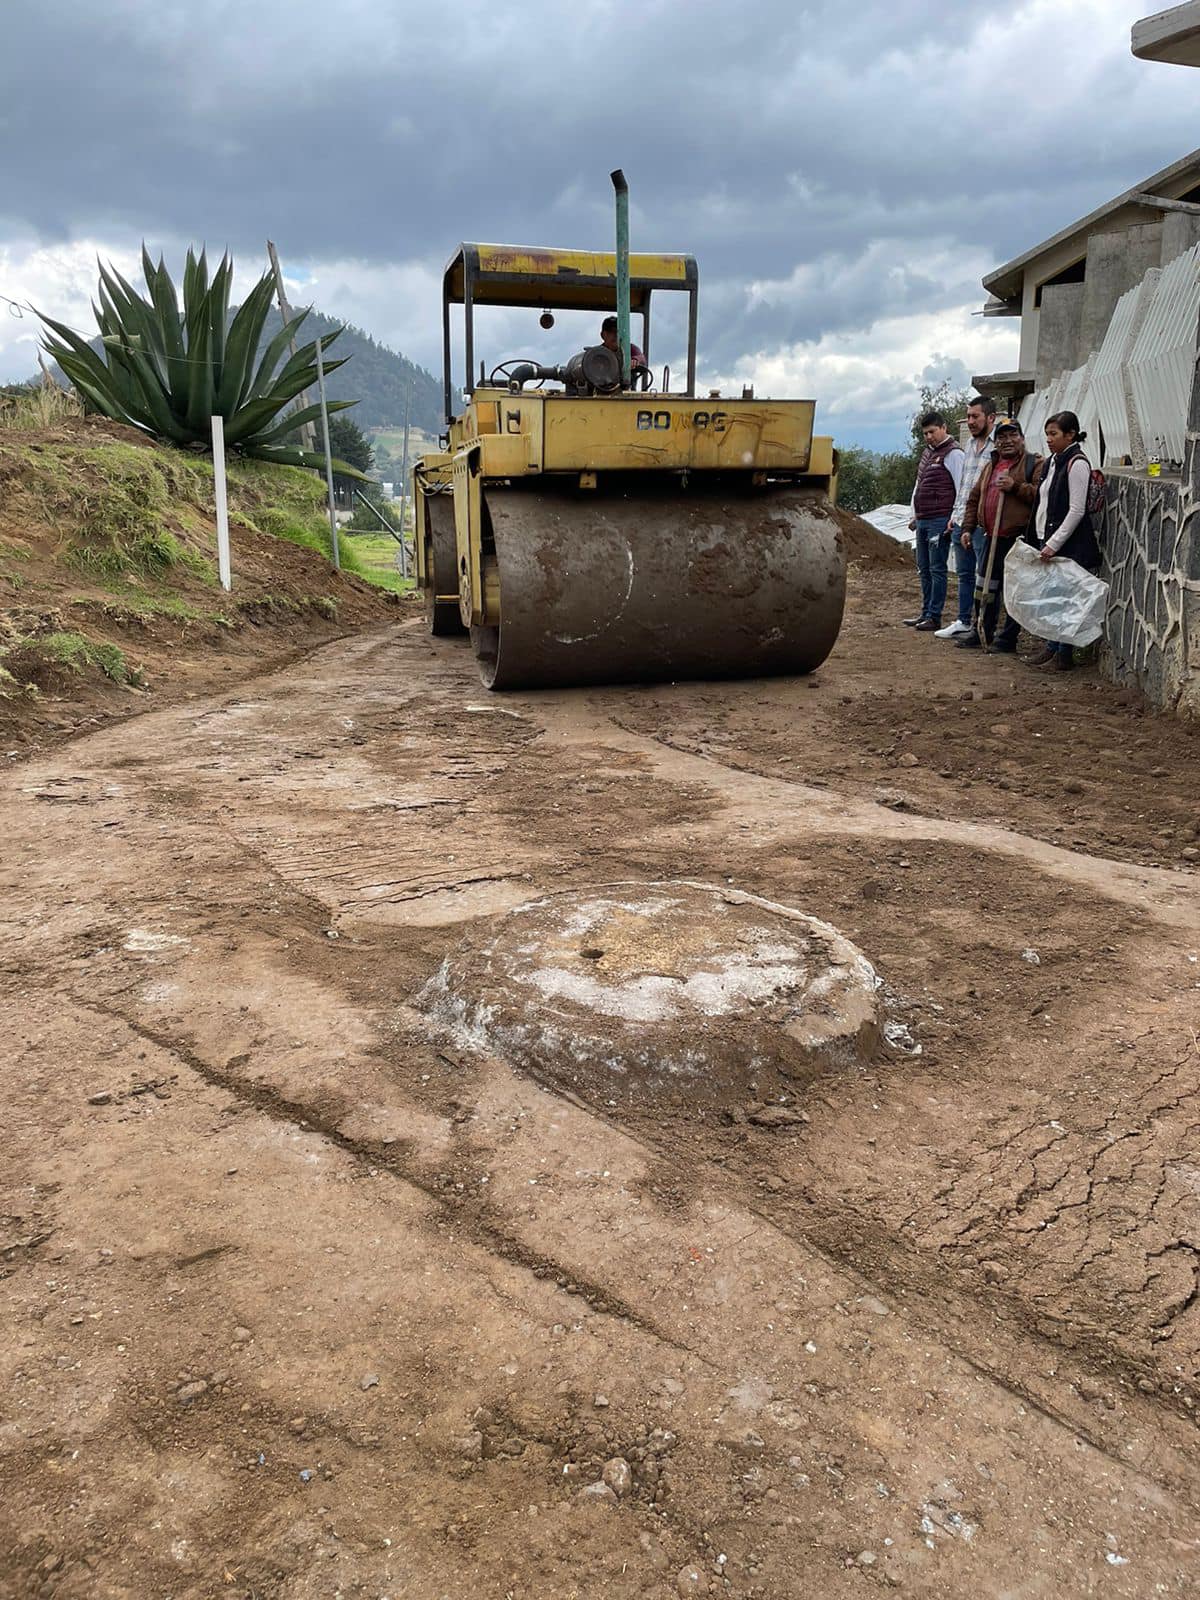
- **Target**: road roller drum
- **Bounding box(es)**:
[471,482,845,690]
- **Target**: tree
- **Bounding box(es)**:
[834,445,879,513]
[326,415,373,475]
[344,473,404,532]
[909,379,972,450]
[875,451,920,507]
[873,379,974,506]
[325,415,373,506]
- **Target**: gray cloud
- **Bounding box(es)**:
[3,0,1196,441]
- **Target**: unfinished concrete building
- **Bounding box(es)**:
[972,148,1200,414]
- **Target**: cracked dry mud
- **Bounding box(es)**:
[2,564,1199,1598]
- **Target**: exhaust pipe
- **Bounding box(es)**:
[610,169,631,388]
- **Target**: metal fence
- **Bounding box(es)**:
[1017,242,1200,469]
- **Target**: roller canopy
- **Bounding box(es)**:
[444,244,697,311]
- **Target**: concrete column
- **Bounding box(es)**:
[1079,223,1162,356]
[1035,282,1084,387]
[1161,208,1200,264]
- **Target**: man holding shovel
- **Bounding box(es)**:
[956,418,1041,652]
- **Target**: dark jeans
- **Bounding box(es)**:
[974,535,1019,645]
[914,516,950,621]
[952,524,976,626]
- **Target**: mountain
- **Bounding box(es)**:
[266,307,458,434]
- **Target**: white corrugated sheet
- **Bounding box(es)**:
[1074,355,1101,449]
[1126,242,1200,465]
[1090,272,1157,462]
[1022,372,1059,446]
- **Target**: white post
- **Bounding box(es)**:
[314,333,341,573]
[211,414,232,591]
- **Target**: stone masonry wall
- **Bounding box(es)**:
[1098,307,1200,716]
[1101,474,1188,710]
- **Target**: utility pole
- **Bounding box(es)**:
[395,380,413,578]
[266,240,316,453]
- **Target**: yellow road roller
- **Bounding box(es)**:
[413,171,845,690]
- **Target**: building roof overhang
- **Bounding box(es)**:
[981,146,1200,302]
[1132,4,1200,65]
[970,371,1036,397]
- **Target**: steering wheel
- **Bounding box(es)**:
[489,358,546,388]
[630,363,653,392]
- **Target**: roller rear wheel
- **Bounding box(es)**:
[425,494,465,637]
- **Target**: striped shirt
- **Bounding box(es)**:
[951,429,996,529]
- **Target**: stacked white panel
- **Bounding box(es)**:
[1088,275,1150,463]
[1126,243,1200,467]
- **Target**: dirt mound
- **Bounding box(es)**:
[419,881,881,1114]
[830,503,911,569]
[0,412,153,451]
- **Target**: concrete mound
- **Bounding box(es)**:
[417,881,881,1112]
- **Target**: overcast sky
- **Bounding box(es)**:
[1,0,1195,450]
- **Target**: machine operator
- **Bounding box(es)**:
[599,316,647,370]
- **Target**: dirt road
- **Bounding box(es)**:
[3,564,1198,1598]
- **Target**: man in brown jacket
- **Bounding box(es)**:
[956,419,1041,651]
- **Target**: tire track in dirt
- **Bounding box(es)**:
[77,995,705,1363]
[68,971,1200,1509]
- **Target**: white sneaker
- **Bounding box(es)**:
[934,619,972,639]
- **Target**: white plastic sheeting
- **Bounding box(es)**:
[861,504,916,547]
[1004,540,1109,647]
[1017,244,1199,468]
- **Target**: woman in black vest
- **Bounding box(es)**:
[1027,410,1100,671]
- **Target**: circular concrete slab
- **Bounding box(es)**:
[417,881,881,1113]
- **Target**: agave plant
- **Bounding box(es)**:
[38,247,364,475]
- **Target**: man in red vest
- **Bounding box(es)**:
[905,411,964,631]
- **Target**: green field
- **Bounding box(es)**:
[370,427,440,457]
[368,427,441,488]
[342,531,414,596]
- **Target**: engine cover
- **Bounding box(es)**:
[564,344,621,394]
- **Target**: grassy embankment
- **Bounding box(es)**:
[0,387,401,714]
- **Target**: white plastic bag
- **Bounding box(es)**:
[1003,539,1108,647]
